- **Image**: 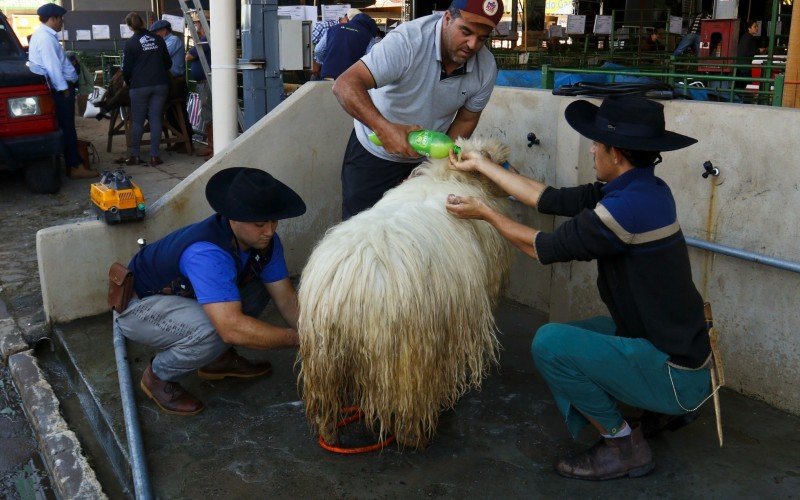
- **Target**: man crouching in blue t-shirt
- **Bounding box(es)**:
[115,167,307,415]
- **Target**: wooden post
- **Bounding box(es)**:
[783,1,800,108]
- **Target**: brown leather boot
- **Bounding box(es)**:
[68,164,99,179]
[555,423,655,480]
[140,364,204,416]
[197,348,272,380]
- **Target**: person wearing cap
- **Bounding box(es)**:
[27,3,97,179]
[122,12,172,167]
[321,13,380,80]
[151,19,193,154]
[116,168,306,415]
[332,0,503,220]
[310,13,350,80]
[445,96,712,480]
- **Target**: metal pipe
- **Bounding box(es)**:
[113,321,154,499]
[210,0,238,153]
[685,237,800,274]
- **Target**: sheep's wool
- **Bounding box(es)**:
[298,137,513,449]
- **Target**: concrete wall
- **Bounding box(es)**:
[37,84,800,415]
[37,82,351,323]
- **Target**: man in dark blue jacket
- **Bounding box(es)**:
[115,168,306,415]
[321,13,380,80]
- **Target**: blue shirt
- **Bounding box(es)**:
[187,36,210,81]
[163,32,185,76]
[27,24,77,91]
[178,234,289,304]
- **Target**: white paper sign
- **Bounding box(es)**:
[593,15,612,35]
[278,6,306,20]
[566,15,586,34]
[322,4,350,22]
[119,24,133,38]
[91,25,110,40]
[76,30,92,41]
[162,14,185,33]
[548,25,565,38]
[669,16,683,35]
[57,30,68,41]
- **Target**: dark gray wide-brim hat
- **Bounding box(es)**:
[565,96,697,152]
[205,167,306,222]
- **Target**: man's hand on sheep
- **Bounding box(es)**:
[448,149,496,173]
[374,122,423,158]
[446,194,490,220]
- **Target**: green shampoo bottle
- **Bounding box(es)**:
[368,129,461,159]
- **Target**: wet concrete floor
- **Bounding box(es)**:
[42,301,800,498]
[0,116,203,498]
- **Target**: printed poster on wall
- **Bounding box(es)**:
[75,29,91,41]
[162,14,185,34]
[669,16,683,35]
[119,24,133,38]
[91,25,110,40]
[277,6,306,20]
[593,15,612,35]
[566,15,586,35]
[322,4,350,22]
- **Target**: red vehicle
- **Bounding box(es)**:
[0,10,63,194]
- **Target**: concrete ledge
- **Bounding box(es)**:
[8,350,106,499]
[0,299,29,364]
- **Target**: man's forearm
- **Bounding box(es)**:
[332,73,387,133]
[221,314,298,350]
[484,210,540,260]
[478,162,547,208]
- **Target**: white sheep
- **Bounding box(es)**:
[298,137,512,449]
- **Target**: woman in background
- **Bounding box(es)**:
[122,12,171,166]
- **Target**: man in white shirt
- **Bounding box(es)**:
[27,3,96,179]
[332,0,502,219]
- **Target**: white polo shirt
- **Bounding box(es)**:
[355,13,497,162]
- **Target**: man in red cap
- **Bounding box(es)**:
[332,0,503,220]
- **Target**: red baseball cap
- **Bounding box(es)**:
[450,0,504,28]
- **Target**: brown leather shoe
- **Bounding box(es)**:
[555,423,655,480]
[123,155,143,166]
[68,164,99,179]
[148,156,163,166]
[140,364,204,416]
[197,348,272,380]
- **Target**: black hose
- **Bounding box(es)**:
[553,82,677,99]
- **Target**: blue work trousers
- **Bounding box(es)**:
[532,316,711,438]
[52,87,81,170]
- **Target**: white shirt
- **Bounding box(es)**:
[27,24,77,91]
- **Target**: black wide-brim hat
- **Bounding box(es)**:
[565,96,697,152]
[205,167,306,222]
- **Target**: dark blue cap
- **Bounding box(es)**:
[149,19,170,32]
[37,3,67,18]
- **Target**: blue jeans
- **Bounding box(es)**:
[673,33,700,56]
[532,316,711,438]
[128,84,169,158]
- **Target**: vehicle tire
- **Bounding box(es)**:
[24,155,62,194]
